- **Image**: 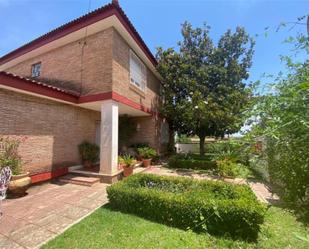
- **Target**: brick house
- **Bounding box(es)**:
[0,1,169,183]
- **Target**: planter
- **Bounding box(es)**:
[142,159,152,168]
[123,166,133,177]
[8,172,31,197]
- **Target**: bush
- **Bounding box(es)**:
[0,136,26,175]
[208,140,250,165]
[119,154,135,167]
[137,147,157,159]
[107,174,266,240]
[168,154,216,170]
[78,141,99,164]
[217,159,251,178]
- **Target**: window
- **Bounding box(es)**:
[31,62,41,77]
[130,51,146,91]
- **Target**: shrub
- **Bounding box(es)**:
[217,159,251,178]
[119,154,134,168]
[0,136,26,175]
[168,154,216,170]
[107,174,266,240]
[137,147,157,159]
[78,141,99,164]
[208,140,250,165]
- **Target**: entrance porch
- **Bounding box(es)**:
[77,99,155,183]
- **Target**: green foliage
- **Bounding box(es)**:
[249,33,309,219]
[217,159,251,178]
[107,174,266,240]
[168,154,216,170]
[118,154,134,168]
[119,115,136,148]
[78,141,99,164]
[157,22,255,155]
[42,205,309,249]
[208,140,251,165]
[176,134,191,143]
[137,147,157,159]
[0,136,24,175]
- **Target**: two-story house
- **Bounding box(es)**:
[0,0,168,183]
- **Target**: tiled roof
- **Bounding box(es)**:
[0,1,157,66]
[0,71,80,97]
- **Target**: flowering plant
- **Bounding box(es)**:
[0,136,27,175]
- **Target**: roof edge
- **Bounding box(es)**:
[0,2,157,67]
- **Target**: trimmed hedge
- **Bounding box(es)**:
[107,174,266,240]
[168,154,216,170]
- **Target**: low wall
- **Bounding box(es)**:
[175,143,199,154]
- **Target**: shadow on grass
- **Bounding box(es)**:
[101,203,259,244]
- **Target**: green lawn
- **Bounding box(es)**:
[42,205,309,249]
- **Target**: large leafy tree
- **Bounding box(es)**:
[157,22,254,155]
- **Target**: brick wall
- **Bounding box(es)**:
[112,29,161,111]
[0,88,100,175]
[129,115,168,153]
[6,28,114,95]
[5,27,161,110]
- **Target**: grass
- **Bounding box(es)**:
[42,205,309,249]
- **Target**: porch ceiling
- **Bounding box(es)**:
[79,101,150,117]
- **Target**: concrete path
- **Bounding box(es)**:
[0,181,108,249]
[145,166,279,204]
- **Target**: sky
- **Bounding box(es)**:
[0,0,308,89]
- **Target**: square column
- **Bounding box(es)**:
[100,100,119,175]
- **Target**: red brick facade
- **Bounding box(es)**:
[0,8,166,178]
[0,88,100,175]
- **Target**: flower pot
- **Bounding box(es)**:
[123,166,133,177]
[142,159,152,168]
[8,172,31,197]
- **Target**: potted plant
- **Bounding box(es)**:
[120,154,135,177]
[137,147,157,167]
[0,136,31,197]
[78,141,99,168]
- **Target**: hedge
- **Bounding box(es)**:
[107,174,266,240]
[168,154,217,170]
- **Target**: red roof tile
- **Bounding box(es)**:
[0,71,80,97]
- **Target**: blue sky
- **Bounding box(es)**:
[0,0,307,88]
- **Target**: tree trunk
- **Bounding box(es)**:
[168,128,175,154]
[199,134,206,156]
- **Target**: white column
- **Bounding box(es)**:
[100,100,119,175]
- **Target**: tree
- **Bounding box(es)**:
[249,29,309,220]
[157,22,254,155]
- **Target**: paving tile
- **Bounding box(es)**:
[59,204,91,220]
[10,224,55,248]
[0,215,29,237]
[75,197,106,210]
[41,215,73,234]
[0,182,107,248]
[0,234,22,249]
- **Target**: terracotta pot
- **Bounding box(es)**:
[8,172,31,197]
[123,166,133,177]
[142,159,152,168]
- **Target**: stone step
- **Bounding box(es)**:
[58,174,100,187]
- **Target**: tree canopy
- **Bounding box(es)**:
[157,22,255,155]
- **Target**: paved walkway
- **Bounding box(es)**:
[145,166,279,204]
[0,181,108,249]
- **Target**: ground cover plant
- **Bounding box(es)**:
[41,204,309,249]
[167,153,216,170]
[107,174,266,240]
